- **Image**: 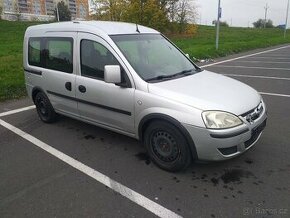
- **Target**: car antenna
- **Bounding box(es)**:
[136,23,140,33]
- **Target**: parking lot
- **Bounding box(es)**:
[1,45,290,218]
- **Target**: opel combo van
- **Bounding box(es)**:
[24,21,267,171]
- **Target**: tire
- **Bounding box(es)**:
[144,121,192,172]
[34,92,57,123]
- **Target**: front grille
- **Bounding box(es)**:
[218,146,238,155]
[241,102,264,123]
[245,119,267,148]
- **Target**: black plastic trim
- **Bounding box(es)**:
[138,113,198,160]
[24,68,42,75]
[47,90,131,116]
[218,146,238,155]
[210,128,249,139]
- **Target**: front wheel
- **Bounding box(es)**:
[144,121,192,172]
[35,92,57,123]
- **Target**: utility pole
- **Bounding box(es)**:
[264,3,269,28]
[284,0,290,38]
[56,3,60,22]
[216,0,221,50]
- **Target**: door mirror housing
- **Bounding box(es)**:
[185,53,190,58]
[104,65,121,84]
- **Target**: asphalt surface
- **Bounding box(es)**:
[1,45,290,218]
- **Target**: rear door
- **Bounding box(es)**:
[76,32,135,133]
[41,32,78,117]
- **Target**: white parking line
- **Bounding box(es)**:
[214,65,290,71]
[0,105,35,117]
[233,60,290,64]
[0,119,181,218]
[260,92,290,98]
[202,45,290,67]
[223,74,290,81]
[247,57,290,60]
[253,55,290,57]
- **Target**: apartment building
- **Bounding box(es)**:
[0,0,89,21]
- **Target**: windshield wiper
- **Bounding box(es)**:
[146,74,174,82]
[170,69,196,77]
[146,69,196,82]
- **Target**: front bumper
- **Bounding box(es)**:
[182,103,267,161]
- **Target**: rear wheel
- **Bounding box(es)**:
[144,121,192,172]
[35,92,57,123]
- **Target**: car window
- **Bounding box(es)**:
[28,38,41,67]
[111,34,197,81]
[45,38,73,73]
[81,39,119,80]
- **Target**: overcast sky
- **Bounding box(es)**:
[195,0,289,27]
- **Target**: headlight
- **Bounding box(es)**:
[202,111,243,129]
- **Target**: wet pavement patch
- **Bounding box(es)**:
[84,134,95,140]
[135,152,151,165]
[204,169,255,186]
[220,169,253,184]
[245,158,253,164]
[172,176,180,183]
[211,177,219,186]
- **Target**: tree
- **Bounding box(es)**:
[55,1,71,21]
[90,0,126,21]
[142,0,168,31]
[253,19,274,28]
[90,0,198,35]
[13,0,21,20]
[175,0,196,33]
[0,6,3,20]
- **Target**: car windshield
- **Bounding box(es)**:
[110,34,200,82]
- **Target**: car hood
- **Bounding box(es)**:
[148,70,261,115]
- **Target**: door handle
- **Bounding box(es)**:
[78,85,86,93]
[65,82,72,91]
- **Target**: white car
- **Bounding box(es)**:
[23,21,267,171]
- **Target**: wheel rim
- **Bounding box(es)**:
[151,130,180,162]
[36,96,48,117]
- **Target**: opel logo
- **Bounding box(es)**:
[246,104,263,123]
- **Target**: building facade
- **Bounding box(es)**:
[0,0,89,21]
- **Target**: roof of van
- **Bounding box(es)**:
[26,21,159,35]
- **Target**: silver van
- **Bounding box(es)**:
[24,21,267,171]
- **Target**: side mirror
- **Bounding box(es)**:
[104,65,121,84]
[185,53,190,58]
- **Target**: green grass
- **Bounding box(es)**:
[0,20,290,101]
[172,25,290,59]
[0,20,42,101]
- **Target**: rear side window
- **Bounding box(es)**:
[28,37,74,73]
[28,38,41,67]
[45,38,73,73]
